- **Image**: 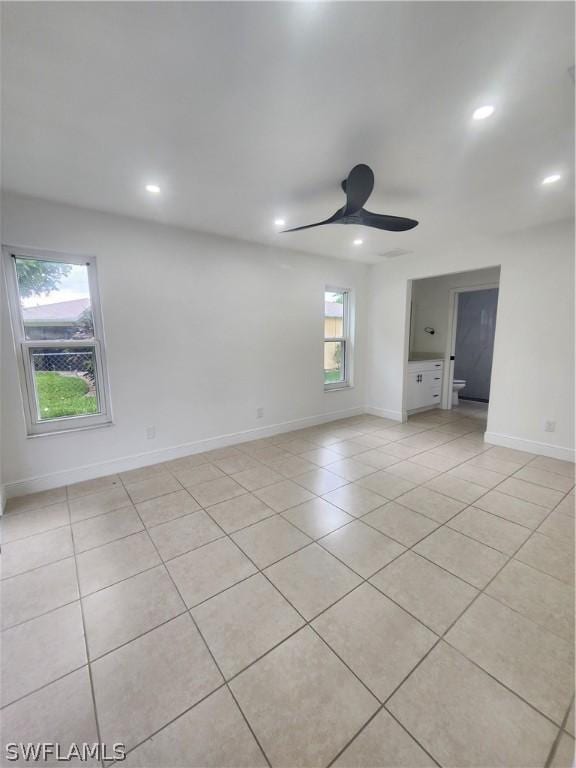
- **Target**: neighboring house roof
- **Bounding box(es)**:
[325,301,343,318]
[22,297,91,324]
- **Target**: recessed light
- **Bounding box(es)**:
[274,218,286,227]
[542,173,561,185]
[353,238,363,246]
[472,105,494,120]
[145,184,161,194]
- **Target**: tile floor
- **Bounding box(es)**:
[1,404,574,767]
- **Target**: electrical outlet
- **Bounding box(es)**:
[544,420,556,433]
[146,425,156,439]
[256,407,264,419]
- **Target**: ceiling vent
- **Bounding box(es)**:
[378,248,413,259]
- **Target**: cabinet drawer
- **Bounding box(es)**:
[421,371,442,388]
[407,360,444,373]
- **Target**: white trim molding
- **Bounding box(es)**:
[5,410,573,501]
[324,286,354,391]
[364,406,404,422]
[484,431,575,463]
[2,245,113,436]
[3,406,365,500]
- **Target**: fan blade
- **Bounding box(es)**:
[342,164,374,215]
[281,209,344,233]
[357,209,418,231]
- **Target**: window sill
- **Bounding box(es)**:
[324,384,354,393]
[26,420,114,439]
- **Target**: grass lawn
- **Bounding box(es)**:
[324,369,344,384]
[35,372,98,420]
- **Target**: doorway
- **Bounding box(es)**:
[405,267,501,426]
[444,283,500,411]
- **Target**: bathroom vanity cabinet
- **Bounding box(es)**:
[406,359,443,411]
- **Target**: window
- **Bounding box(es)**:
[3,247,112,435]
[324,288,351,388]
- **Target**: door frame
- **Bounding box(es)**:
[401,279,414,422]
[442,282,500,410]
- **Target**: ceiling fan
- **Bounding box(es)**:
[282,164,418,234]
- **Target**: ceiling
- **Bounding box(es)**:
[2,2,574,264]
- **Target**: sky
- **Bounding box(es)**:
[21,264,90,308]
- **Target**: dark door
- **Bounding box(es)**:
[454,288,498,402]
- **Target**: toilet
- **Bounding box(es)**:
[452,379,466,405]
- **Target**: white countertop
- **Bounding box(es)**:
[408,354,444,362]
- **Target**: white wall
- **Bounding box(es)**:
[0,205,4,508]
[1,193,368,495]
[410,267,500,357]
[366,220,575,460]
[2,194,573,496]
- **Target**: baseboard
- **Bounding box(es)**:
[484,431,575,463]
[365,406,404,422]
[406,405,441,416]
[3,406,366,500]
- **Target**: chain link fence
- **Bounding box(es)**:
[31,348,96,383]
[32,349,92,374]
[31,348,99,420]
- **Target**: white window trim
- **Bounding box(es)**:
[324,285,354,391]
[3,245,113,436]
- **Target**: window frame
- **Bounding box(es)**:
[3,245,113,436]
[324,286,353,391]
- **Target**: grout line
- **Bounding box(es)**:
[105,679,231,765]
[1,520,72,547]
[448,501,541,532]
[563,700,575,738]
[0,415,557,599]
[1,590,82,633]
[208,530,396,727]
[118,488,274,768]
[67,495,106,768]
[85,606,190,664]
[382,706,443,767]
[136,419,573,760]
[0,662,89,711]
[440,640,571,729]
[2,496,69,519]
[317,418,574,760]
[3,410,573,766]
[545,694,575,768]
[123,472,401,764]
[327,476,571,764]
[4,418,571,612]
